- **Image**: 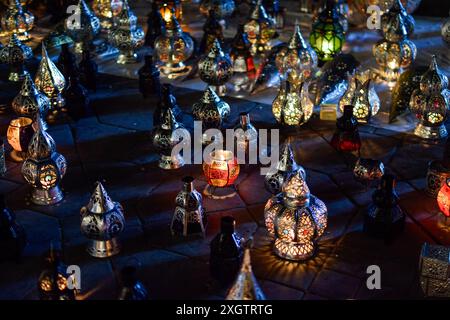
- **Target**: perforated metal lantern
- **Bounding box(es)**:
[272,72,313,126]
[264,170,327,261]
[0,0,34,41]
[7,116,33,162]
[93,0,123,30]
[108,0,144,64]
[0,33,32,82]
[21,117,66,205]
[353,158,385,184]
[199,0,235,19]
[155,0,182,23]
[419,243,450,298]
[243,0,276,56]
[410,56,449,140]
[265,143,305,195]
[80,182,125,258]
[338,70,380,123]
[381,0,415,37]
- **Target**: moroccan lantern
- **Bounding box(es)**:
[80,182,125,258]
[264,170,328,261]
[338,70,381,123]
[199,0,235,19]
[271,72,314,126]
[331,105,361,153]
[381,0,415,37]
[198,39,233,97]
[309,0,345,64]
[108,0,145,64]
[275,22,318,80]
[199,9,224,55]
[243,0,277,56]
[21,116,67,205]
[419,242,450,298]
[38,248,76,300]
[437,178,450,224]
[170,176,207,237]
[156,0,182,24]
[264,142,305,195]
[6,116,33,162]
[154,9,194,78]
[410,56,449,140]
[426,140,450,197]
[203,150,240,199]
[0,0,34,41]
[0,33,33,82]
[353,158,385,185]
[229,24,255,94]
[92,0,124,30]
[65,0,100,54]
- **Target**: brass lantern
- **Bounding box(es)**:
[93,0,124,30]
[108,0,145,64]
[34,43,66,111]
[6,116,33,162]
[338,70,380,123]
[275,22,318,80]
[410,56,449,140]
[154,9,194,78]
[199,0,235,19]
[21,116,67,205]
[243,0,276,56]
[373,2,416,84]
[156,0,182,23]
[381,0,415,36]
[264,170,328,261]
[0,0,34,41]
[65,0,101,54]
[0,33,32,82]
[272,72,313,126]
[198,38,233,97]
[80,182,125,258]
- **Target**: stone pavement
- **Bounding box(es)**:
[0,69,446,300]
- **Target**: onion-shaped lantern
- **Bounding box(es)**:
[243,0,276,56]
[0,0,34,41]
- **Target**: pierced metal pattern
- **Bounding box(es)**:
[353,158,385,183]
[243,0,276,55]
[192,86,230,130]
[381,0,415,37]
[65,0,100,53]
[93,0,124,29]
[12,73,50,122]
[419,243,450,297]
[0,33,32,82]
[198,39,233,87]
[0,0,34,41]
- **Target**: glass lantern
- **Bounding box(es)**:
[203,150,240,199]
[93,0,124,30]
[437,178,450,226]
[6,116,33,162]
[0,0,34,41]
[156,0,182,23]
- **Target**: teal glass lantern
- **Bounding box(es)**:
[309,0,345,63]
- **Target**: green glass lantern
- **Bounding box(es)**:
[309,0,345,63]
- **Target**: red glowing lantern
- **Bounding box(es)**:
[437,178,450,218]
[203,150,240,199]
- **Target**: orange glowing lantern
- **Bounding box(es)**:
[6,116,34,162]
[203,150,240,199]
[437,178,450,219]
[157,0,182,24]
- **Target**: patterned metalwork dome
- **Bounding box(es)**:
[0,0,34,41]
[65,0,100,53]
[419,56,449,95]
[198,39,233,86]
[12,73,50,122]
[0,33,32,82]
[192,86,230,130]
[26,116,56,160]
[381,0,415,37]
[243,0,276,55]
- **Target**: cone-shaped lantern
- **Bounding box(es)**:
[0,33,33,82]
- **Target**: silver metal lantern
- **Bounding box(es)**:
[0,33,32,82]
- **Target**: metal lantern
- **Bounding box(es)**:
[309,0,345,63]
[373,4,416,84]
[93,0,124,30]
[331,105,361,152]
[154,10,194,78]
[410,56,449,140]
[170,176,207,237]
[108,0,145,64]
[338,70,380,123]
[381,0,415,37]
[264,143,305,195]
[243,0,276,56]
[437,178,450,224]
[35,44,66,111]
[151,107,185,170]
[198,39,233,97]
[442,11,450,47]
[419,243,450,298]
[203,150,240,199]
[233,112,258,161]
[199,0,235,19]
[0,0,34,41]
[264,170,328,261]
[65,0,101,54]
[21,117,67,205]
[199,9,224,55]
[80,182,125,258]
[12,73,50,128]
[229,24,255,94]
[426,140,450,197]
[38,248,76,300]
[225,244,265,300]
[275,22,318,80]
[7,116,33,162]
[353,158,385,185]
[272,72,313,126]
[0,33,32,82]
[156,0,182,23]
[192,86,230,144]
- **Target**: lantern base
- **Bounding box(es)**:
[203,184,237,199]
[159,154,185,170]
[86,238,121,258]
[9,150,27,162]
[170,208,207,238]
[159,62,192,80]
[414,123,448,140]
[117,51,139,64]
[30,186,64,206]
[273,239,315,261]
[426,160,450,197]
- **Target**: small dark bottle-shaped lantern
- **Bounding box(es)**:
[364,174,405,240]
[138,55,161,99]
[153,84,182,127]
[331,105,361,153]
[79,50,98,92]
[0,195,26,263]
[210,216,243,287]
[199,9,224,55]
[145,1,164,48]
[57,43,78,80]
[118,266,149,300]
[65,74,90,120]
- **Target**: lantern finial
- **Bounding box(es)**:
[27,113,56,160]
[87,181,116,214]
